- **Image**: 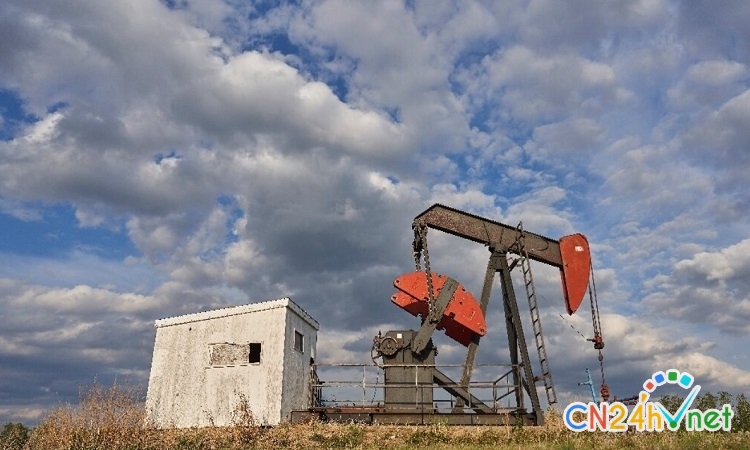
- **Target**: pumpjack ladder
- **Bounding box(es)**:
[516,222,556,405]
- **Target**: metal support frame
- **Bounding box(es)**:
[498,254,544,424]
[451,248,544,424]
[454,253,502,409]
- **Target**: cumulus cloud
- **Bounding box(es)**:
[1,0,750,425]
[460,45,629,128]
[0,277,161,421]
[643,239,750,334]
[545,311,750,404]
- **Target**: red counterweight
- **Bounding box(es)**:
[559,233,591,315]
[391,271,487,346]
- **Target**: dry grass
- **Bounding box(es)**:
[23,379,148,450]
[17,383,750,450]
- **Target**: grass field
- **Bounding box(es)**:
[4,382,750,450]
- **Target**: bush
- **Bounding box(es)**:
[0,422,30,450]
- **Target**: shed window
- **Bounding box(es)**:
[294,331,304,353]
[249,343,262,363]
[209,342,261,366]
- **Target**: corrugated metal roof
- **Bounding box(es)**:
[154,297,319,329]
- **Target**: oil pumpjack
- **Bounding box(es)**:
[295,204,608,425]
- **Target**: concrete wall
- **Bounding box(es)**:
[280,307,318,422]
[145,298,318,428]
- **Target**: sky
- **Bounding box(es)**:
[1,0,749,424]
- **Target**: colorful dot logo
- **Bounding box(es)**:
[645,369,695,390]
[639,369,694,403]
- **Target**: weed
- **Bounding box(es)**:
[231,392,265,445]
[406,424,450,446]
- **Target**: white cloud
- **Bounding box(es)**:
[9,283,157,316]
[643,239,750,334]
[654,353,750,390]
[687,60,747,86]
[176,50,409,156]
[525,118,606,164]
[675,238,750,283]
[223,239,268,285]
[504,186,573,236]
[521,0,668,50]
[428,183,499,217]
[545,311,750,403]
[2,0,750,425]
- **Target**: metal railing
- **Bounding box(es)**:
[308,362,525,412]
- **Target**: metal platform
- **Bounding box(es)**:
[292,362,541,425]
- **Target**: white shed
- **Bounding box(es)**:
[145,298,319,428]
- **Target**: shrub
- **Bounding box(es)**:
[0,422,30,450]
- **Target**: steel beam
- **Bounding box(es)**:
[414,204,563,267]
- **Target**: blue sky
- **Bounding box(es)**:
[1,0,750,424]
